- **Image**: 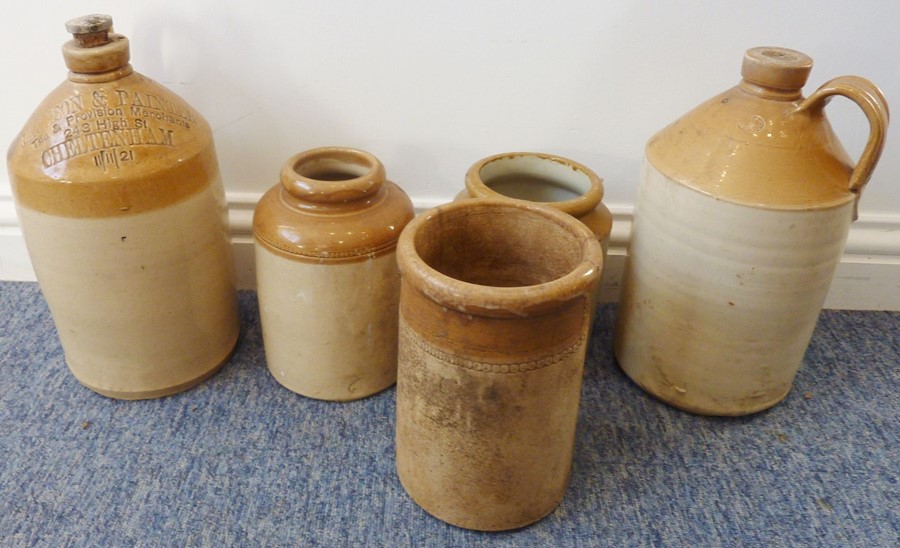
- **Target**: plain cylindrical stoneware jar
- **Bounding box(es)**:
[395,199,603,531]
[253,147,414,401]
[615,47,889,416]
[7,14,240,399]
[460,151,612,265]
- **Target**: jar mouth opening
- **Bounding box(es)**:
[398,199,602,317]
[466,152,604,216]
[292,152,373,181]
[415,204,581,287]
[281,147,385,203]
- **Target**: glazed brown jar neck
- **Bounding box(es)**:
[737,79,803,101]
[280,147,387,212]
[253,147,415,262]
[63,35,131,78]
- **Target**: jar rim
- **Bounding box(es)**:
[281,147,385,203]
[397,198,603,318]
[465,152,604,217]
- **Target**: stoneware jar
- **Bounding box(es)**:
[7,15,240,399]
[253,147,414,401]
[395,198,603,530]
[461,151,612,261]
[615,47,889,416]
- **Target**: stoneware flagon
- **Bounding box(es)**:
[253,147,414,401]
[614,47,889,416]
[395,198,603,531]
[7,14,240,399]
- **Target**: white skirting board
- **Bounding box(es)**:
[2,191,899,311]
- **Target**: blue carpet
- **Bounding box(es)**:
[1,281,897,546]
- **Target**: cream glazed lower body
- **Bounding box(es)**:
[614,161,853,416]
[255,247,402,401]
[17,185,241,399]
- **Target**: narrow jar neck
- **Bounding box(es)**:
[67,64,134,83]
[63,34,131,80]
[280,147,387,210]
[738,79,804,101]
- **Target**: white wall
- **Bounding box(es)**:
[2,1,898,308]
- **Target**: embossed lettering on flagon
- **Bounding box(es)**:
[37,87,193,171]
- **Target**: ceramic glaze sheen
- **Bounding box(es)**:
[461,152,612,257]
[253,147,414,401]
[459,152,612,312]
[7,15,239,399]
[395,199,602,531]
[615,47,889,416]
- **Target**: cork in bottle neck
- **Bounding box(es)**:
[739,47,813,100]
[62,14,131,76]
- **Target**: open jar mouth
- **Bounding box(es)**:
[397,199,602,317]
[466,152,604,216]
[281,147,385,203]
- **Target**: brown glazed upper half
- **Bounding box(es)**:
[646,47,889,211]
[8,31,218,219]
[253,147,414,263]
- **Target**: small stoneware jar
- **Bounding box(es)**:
[253,147,414,401]
[460,151,612,262]
[7,15,240,399]
[395,198,602,531]
[615,47,889,415]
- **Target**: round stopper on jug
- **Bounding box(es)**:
[65,14,113,48]
[66,14,112,35]
[62,14,130,74]
[741,47,813,91]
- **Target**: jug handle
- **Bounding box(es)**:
[795,76,890,218]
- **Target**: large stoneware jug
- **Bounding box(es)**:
[7,15,240,399]
[614,47,888,416]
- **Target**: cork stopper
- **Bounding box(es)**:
[62,14,130,75]
[65,14,113,48]
[741,47,813,92]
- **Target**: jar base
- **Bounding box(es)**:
[269,372,397,402]
[72,332,239,400]
[397,466,562,532]
[615,351,793,416]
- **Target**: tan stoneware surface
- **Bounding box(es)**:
[6,15,240,400]
[395,198,603,531]
[253,147,414,401]
[459,151,612,261]
[457,152,612,314]
[615,46,889,416]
